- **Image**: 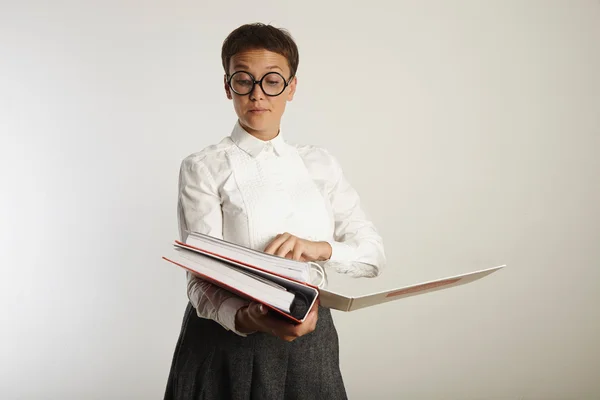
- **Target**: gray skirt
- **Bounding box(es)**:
[164,303,348,400]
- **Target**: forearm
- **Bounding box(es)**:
[186,272,252,336]
[326,235,386,278]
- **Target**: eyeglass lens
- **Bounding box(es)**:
[230,72,286,96]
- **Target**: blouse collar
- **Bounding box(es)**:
[230,120,290,158]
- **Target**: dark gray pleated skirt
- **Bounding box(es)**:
[164,303,348,400]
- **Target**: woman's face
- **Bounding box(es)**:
[225,49,297,139]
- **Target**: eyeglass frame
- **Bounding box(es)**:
[225,70,295,97]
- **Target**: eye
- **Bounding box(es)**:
[235,79,253,87]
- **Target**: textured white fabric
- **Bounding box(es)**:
[177,120,386,336]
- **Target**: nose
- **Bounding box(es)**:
[249,81,266,100]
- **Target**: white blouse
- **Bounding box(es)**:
[177,121,386,336]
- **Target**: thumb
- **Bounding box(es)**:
[254,303,268,316]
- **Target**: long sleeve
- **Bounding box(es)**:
[177,157,251,336]
[323,153,387,278]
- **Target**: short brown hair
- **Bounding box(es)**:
[221,23,299,78]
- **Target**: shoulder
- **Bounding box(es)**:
[291,143,344,184]
[179,137,236,188]
[293,143,340,170]
[180,136,234,175]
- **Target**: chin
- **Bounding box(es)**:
[241,117,271,132]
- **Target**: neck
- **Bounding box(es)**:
[239,120,279,141]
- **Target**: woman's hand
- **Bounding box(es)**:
[235,301,319,341]
[264,232,332,262]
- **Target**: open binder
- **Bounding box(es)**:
[163,231,505,323]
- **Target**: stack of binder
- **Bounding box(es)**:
[163,231,505,323]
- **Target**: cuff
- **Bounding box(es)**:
[217,296,253,337]
[327,241,356,263]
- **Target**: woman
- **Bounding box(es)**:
[164,23,386,400]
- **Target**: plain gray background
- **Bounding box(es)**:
[1,0,599,399]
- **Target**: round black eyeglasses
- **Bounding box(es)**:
[226,71,293,97]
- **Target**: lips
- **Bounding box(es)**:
[249,108,269,113]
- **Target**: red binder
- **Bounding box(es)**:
[163,240,319,323]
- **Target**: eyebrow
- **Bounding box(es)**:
[232,63,284,72]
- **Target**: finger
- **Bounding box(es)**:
[301,302,319,330]
[273,237,293,258]
[246,304,301,339]
[248,301,317,340]
[283,305,319,337]
[264,233,288,254]
[274,320,316,341]
[308,304,319,325]
[311,298,320,309]
[292,242,304,261]
[246,303,269,321]
[263,234,282,254]
[261,314,302,338]
[303,302,318,322]
[276,237,296,258]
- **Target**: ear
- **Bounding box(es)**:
[287,76,297,101]
[224,74,232,100]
